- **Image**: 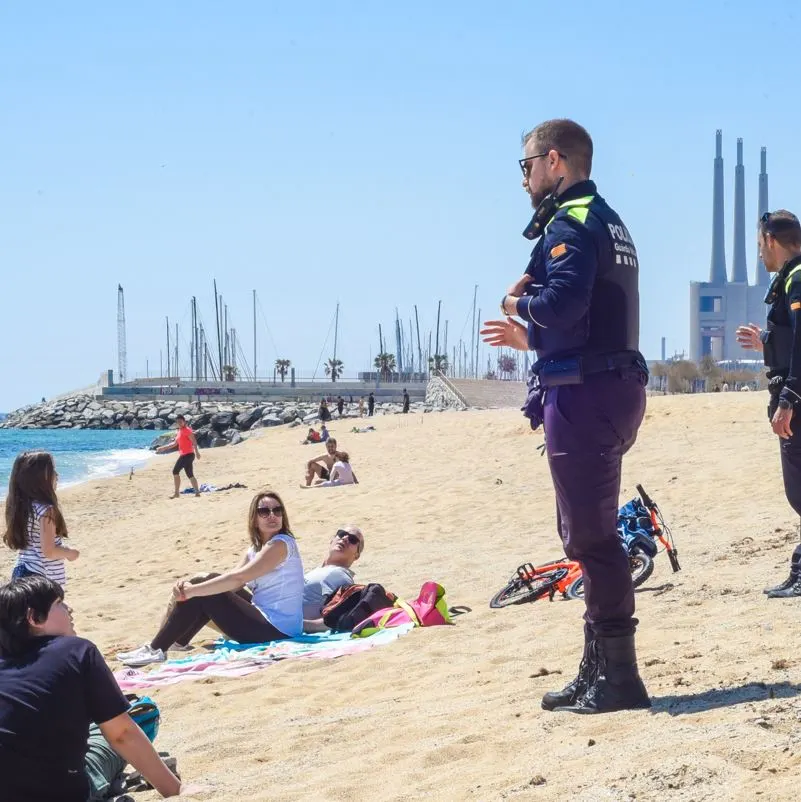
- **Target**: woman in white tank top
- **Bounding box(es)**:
[117,491,305,667]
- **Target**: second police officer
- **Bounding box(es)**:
[737,211,801,598]
[482,119,651,714]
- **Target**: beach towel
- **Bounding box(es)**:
[113,625,414,690]
[351,581,452,638]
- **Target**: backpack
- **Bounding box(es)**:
[125,694,161,743]
[321,583,397,632]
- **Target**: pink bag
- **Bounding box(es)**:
[351,581,452,637]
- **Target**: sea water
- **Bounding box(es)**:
[0,429,157,494]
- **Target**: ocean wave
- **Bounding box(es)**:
[61,448,155,487]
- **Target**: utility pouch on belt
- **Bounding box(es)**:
[763,327,792,372]
[538,356,583,387]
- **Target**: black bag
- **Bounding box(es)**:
[321,583,397,632]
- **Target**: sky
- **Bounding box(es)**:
[2,0,800,411]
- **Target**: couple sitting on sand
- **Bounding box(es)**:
[117,490,365,667]
[303,437,358,488]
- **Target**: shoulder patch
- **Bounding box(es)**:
[791,301,801,311]
[550,243,567,259]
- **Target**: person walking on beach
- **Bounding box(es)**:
[156,415,201,499]
[3,451,80,586]
[481,119,650,714]
[367,392,375,417]
[737,210,801,598]
[402,388,410,413]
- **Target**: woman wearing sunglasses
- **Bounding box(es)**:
[118,491,304,667]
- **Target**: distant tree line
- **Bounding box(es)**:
[649,354,766,394]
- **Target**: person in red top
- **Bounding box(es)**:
[156,415,201,498]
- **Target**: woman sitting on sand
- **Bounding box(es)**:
[117,490,304,667]
[301,451,358,488]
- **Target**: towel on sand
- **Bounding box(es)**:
[114,625,414,690]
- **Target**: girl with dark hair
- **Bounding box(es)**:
[3,451,80,586]
[117,490,304,667]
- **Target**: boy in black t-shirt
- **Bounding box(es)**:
[0,576,200,801]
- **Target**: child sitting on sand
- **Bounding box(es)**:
[117,490,304,667]
[3,451,80,586]
[0,575,200,799]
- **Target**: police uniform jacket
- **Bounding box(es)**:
[763,254,801,407]
[514,180,643,369]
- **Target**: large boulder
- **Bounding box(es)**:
[152,418,167,430]
[229,432,243,446]
[261,414,284,428]
[236,407,263,431]
[150,433,175,451]
[281,407,299,423]
[194,426,213,448]
[129,418,141,430]
[210,436,229,448]
[190,412,212,429]
[211,412,234,433]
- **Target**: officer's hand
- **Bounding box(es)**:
[506,275,531,297]
[771,405,794,439]
[735,323,764,352]
[480,318,529,351]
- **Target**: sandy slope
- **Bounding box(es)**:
[3,391,801,802]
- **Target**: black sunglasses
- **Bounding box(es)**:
[257,505,283,518]
[519,151,567,175]
[335,529,361,547]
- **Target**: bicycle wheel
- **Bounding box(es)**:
[630,550,654,588]
[565,575,585,601]
[565,552,654,600]
[489,568,568,608]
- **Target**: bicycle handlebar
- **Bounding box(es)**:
[636,483,655,509]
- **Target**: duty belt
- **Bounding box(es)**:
[535,352,645,388]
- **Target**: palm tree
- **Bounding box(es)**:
[428,354,448,374]
[275,359,291,382]
[498,354,517,380]
[222,364,238,382]
[373,352,397,381]
[325,358,344,382]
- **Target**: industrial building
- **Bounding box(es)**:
[689,131,770,361]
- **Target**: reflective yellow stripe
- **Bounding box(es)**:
[567,207,590,224]
[545,195,595,232]
[785,265,801,294]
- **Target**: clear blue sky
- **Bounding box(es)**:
[2,0,798,411]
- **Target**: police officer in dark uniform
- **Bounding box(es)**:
[737,210,801,597]
[482,119,650,714]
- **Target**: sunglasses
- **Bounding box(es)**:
[257,505,283,518]
[518,151,567,176]
[335,529,361,547]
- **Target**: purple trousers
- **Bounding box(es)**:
[543,369,647,638]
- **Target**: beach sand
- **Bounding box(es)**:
[3,391,801,801]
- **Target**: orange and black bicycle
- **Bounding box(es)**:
[489,484,680,609]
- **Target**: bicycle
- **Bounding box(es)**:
[489,484,680,609]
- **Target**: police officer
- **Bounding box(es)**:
[481,118,650,714]
[737,210,801,598]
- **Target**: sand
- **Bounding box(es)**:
[3,391,801,802]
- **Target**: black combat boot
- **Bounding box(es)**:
[556,634,651,714]
[764,545,801,597]
[541,633,594,711]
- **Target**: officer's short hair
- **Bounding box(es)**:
[523,119,593,176]
[760,210,801,249]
